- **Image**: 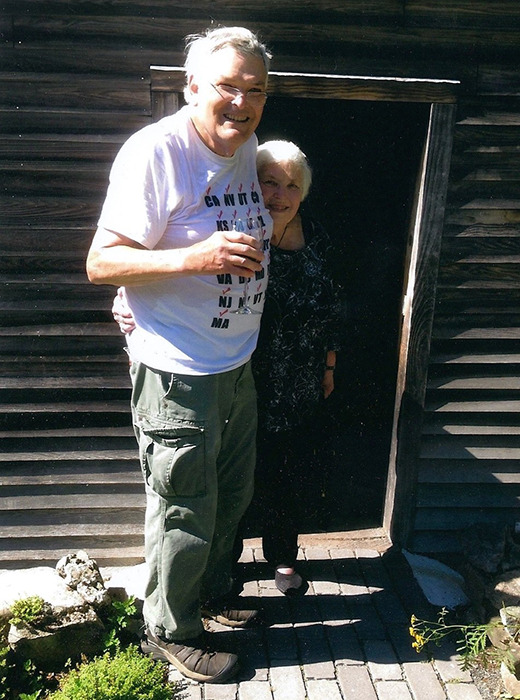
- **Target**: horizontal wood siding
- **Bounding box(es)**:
[0,24,152,567]
[410,91,520,554]
[1,0,520,565]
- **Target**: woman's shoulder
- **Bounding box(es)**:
[300,212,331,248]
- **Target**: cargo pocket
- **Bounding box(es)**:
[141,425,207,499]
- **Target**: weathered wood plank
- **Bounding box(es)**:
[0,494,144,509]
[384,102,457,548]
[427,376,520,390]
[0,323,119,336]
[440,238,520,257]
[0,196,102,226]
[0,108,151,134]
[0,402,129,413]
[0,337,125,355]
[408,508,516,530]
[0,301,111,314]
[443,224,520,238]
[1,377,130,389]
[418,459,520,483]
[0,450,137,462]
[416,484,520,508]
[0,468,139,486]
[0,508,144,527]
[0,357,128,378]
[408,534,457,553]
[0,524,143,537]
[0,73,151,110]
[0,228,95,253]
[0,255,88,274]
[0,545,144,565]
[9,15,520,60]
[0,427,133,438]
[478,66,520,96]
[152,67,459,103]
[458,112,520,127]
[0,47,478,88]
[420,443,520,461]
[437,264,520,285]
[426,399,520,413]
[0,134,125,160]
[1,161,110,197]
[452,166,520,182]
[2,0,404,21]
[422,423,520,436]
[430,353,520,365]
[432,327,520,340]
[445,209,520,226]
[411,508,514,536]
[433,313,520,330]
[406,1,520,30]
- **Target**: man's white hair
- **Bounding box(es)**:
[184,26,271,103]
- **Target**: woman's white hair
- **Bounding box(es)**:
[184,26,271,103]
[256,140,313,200]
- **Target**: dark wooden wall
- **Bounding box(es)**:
[1,0,519,566]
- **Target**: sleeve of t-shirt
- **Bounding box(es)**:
[97,126,181,249]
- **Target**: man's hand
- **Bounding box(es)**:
[86,227,264,286]
[185,229,264,277]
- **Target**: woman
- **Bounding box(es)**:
[113,140,342,596]
[246,140,341,595]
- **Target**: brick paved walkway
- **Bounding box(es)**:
[170,541,485,700]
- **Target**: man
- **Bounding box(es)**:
[86,26,272,684]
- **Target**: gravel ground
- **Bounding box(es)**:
[471,661,504,700]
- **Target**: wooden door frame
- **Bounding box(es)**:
[150,67,459,548]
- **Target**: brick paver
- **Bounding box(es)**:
[155,544,489,699]
[403,661,447,700]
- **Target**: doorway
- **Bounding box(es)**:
[150,67,458,545]
[256,98,430,533]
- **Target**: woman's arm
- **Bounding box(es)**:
[321,350,336,399]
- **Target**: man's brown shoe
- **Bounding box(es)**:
[140,629,238,683]
[201,597,259,628]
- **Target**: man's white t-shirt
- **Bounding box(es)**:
[98,106,272,375]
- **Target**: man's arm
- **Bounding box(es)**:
[86,227,264,287]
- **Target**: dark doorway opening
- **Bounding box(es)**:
[254,98,431,533]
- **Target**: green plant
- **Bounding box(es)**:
[410,608,509,671]
[9,596,52,629]
[101,597,138,653]
[49,645,183,700]
[0,642,50,700]
[0,643,10,700]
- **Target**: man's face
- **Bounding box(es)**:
[188,47,267,157]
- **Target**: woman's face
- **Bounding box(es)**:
[258,160,303,228]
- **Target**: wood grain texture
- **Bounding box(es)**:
[1,0,520,565]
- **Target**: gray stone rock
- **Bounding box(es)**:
[0,554,146,669]
[504,530,520,572]
[459,523,507,575]
[8,608,105,670]
[56,550,110,608]
[100,562,147,604]
[488,569,520,610]
[0,567,87,613]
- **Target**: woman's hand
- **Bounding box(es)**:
[321,350,336,399]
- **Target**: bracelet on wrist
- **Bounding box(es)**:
[325,365,335,371]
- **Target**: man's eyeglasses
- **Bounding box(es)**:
[210,82,268,105]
